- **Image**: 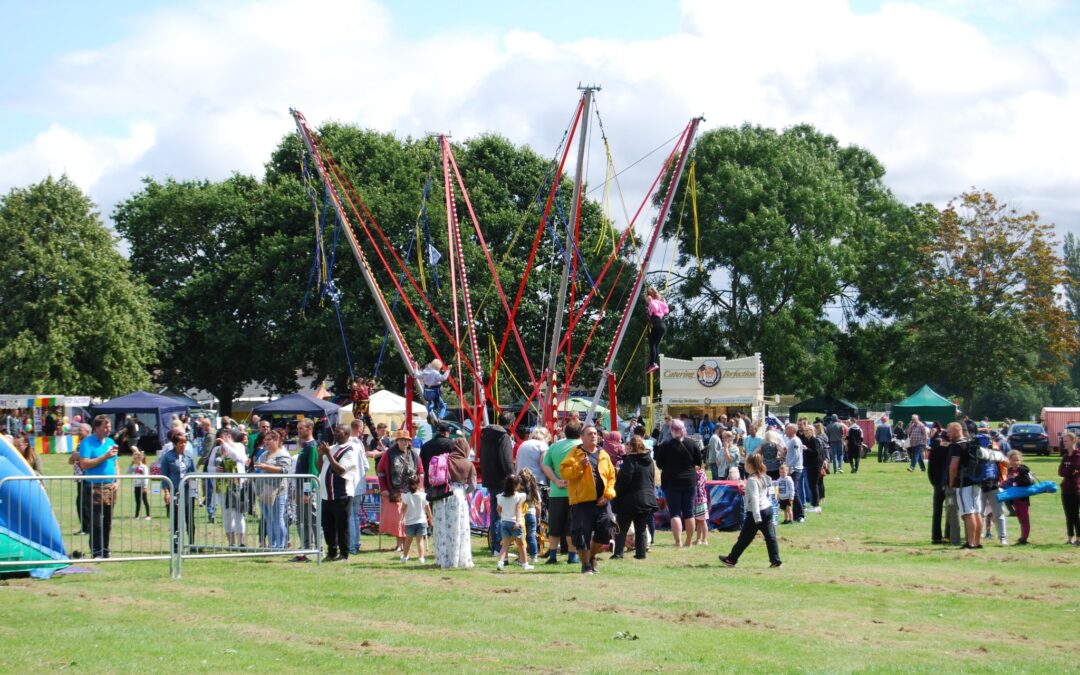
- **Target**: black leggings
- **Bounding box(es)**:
[726,507,781,565]
[613,511,652,558]
[1063,491,1080,538]
[805,464,821,506]
[647,316,666,366]
[134,486,151,517]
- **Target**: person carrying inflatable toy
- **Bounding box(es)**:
[414,359,450,421]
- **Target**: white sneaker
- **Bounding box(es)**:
[399,555,408,563]
[520,563,534,571]
[497,559,506,571]
[999,539,1007,546]
[418,557,426,564]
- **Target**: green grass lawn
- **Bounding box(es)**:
[2,453,1077,672]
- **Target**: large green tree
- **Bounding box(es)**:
[113,175,306,414]
[660,124,918,398]
[0,176,157,395]
[906,191,1076,412]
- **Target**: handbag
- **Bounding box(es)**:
[92,483,117,506]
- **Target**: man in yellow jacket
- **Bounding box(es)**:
[559,425,617,575]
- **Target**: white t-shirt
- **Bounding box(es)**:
[317,444,358,499]
[347,435,369,495]
[402,491,429,525]
[496,492,526,525]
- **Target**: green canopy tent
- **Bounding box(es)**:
[891,385,958,426]
[788,395,858,420]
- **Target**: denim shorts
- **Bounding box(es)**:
[405,522,428,537]
[498,520,523,540]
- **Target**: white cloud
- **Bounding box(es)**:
[2,0,1080,235]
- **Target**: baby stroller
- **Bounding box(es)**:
[889,439,910,463]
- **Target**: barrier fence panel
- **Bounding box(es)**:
[0,475,176,576]
[174,473,322,578]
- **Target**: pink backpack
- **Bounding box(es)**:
[429,453,450,487]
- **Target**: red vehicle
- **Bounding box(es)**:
[1040,407,1080,454]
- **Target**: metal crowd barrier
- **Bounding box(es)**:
[174,473,322,578]
[0,474,176,576]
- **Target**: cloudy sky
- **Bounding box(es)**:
[3,0,1079,241]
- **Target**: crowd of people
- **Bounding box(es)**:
[8,404,1080,569]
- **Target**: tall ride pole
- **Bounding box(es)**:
[543,84,598,431]
[290,108,419,388]
[586,116,703,422]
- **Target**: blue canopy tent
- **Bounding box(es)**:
[90,391,191,448]
[167,393,201,408]
[251,393,340,427]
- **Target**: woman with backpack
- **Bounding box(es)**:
[654,418,703,548]
[432,438,477,568]
[377,429,420,553]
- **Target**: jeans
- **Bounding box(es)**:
[613,511,651,558]
[322,497,352,558]
[848,444,860,473]
[488,492,502,554]
[348,492,365,554]
[725,507,781,565]
[877,442,891,462]
[297,492,318,550]
[710,465,720,480]
[830,442,844,473]
[790,470,805,520]
[423,387,447,420]
[204,479,216,520]
[909,444,926,471]
[170,497,197,552]
[982,489,1006,541]
[524,511,538,558]
[269,493,288,550]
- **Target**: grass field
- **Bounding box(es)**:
[1,453,1077,673]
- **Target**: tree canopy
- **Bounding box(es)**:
[659,124,922,399]
[0,176,157,396]
[906,192,1076,412]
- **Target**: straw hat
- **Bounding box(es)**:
[394,428,413,442]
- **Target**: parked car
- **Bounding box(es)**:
[1060,423,1080,454]
[1007,423,1050,456]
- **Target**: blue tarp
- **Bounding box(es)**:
[91,391,191,446]
[251,393,340,427]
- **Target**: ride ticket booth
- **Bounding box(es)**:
[658,354,765,426]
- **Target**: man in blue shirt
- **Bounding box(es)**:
[79,415,119,558]
[160,434,197,552]
[876,418,894,463]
